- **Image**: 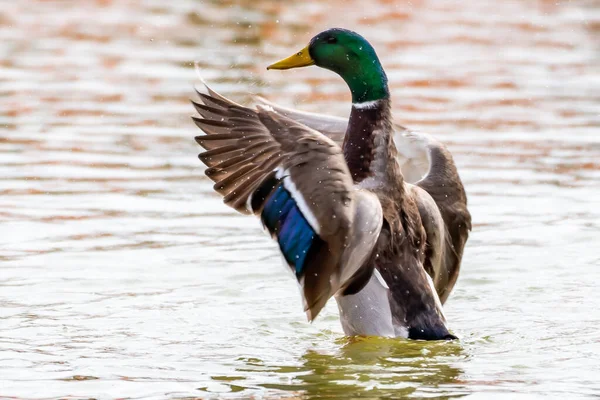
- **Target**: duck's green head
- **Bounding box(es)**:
[268,28,389,104]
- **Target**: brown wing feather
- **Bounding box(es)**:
[191,82,366,320]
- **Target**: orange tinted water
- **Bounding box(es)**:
[1,0,599,398]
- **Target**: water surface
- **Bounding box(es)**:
[1,0,599,398]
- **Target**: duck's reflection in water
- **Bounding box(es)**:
[257,336,469,399]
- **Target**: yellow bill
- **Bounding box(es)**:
[267,45,314,70]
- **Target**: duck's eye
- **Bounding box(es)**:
[326,37,337,44]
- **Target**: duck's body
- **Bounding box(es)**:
[192,28,471,340]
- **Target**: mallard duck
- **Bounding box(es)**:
[191,28,471,340]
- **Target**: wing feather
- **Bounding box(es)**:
[192,79,382,320]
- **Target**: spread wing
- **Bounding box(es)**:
[192,81,382,321]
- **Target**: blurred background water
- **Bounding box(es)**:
[1,0,599,398]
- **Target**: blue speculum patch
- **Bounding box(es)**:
[260,183,316,276]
